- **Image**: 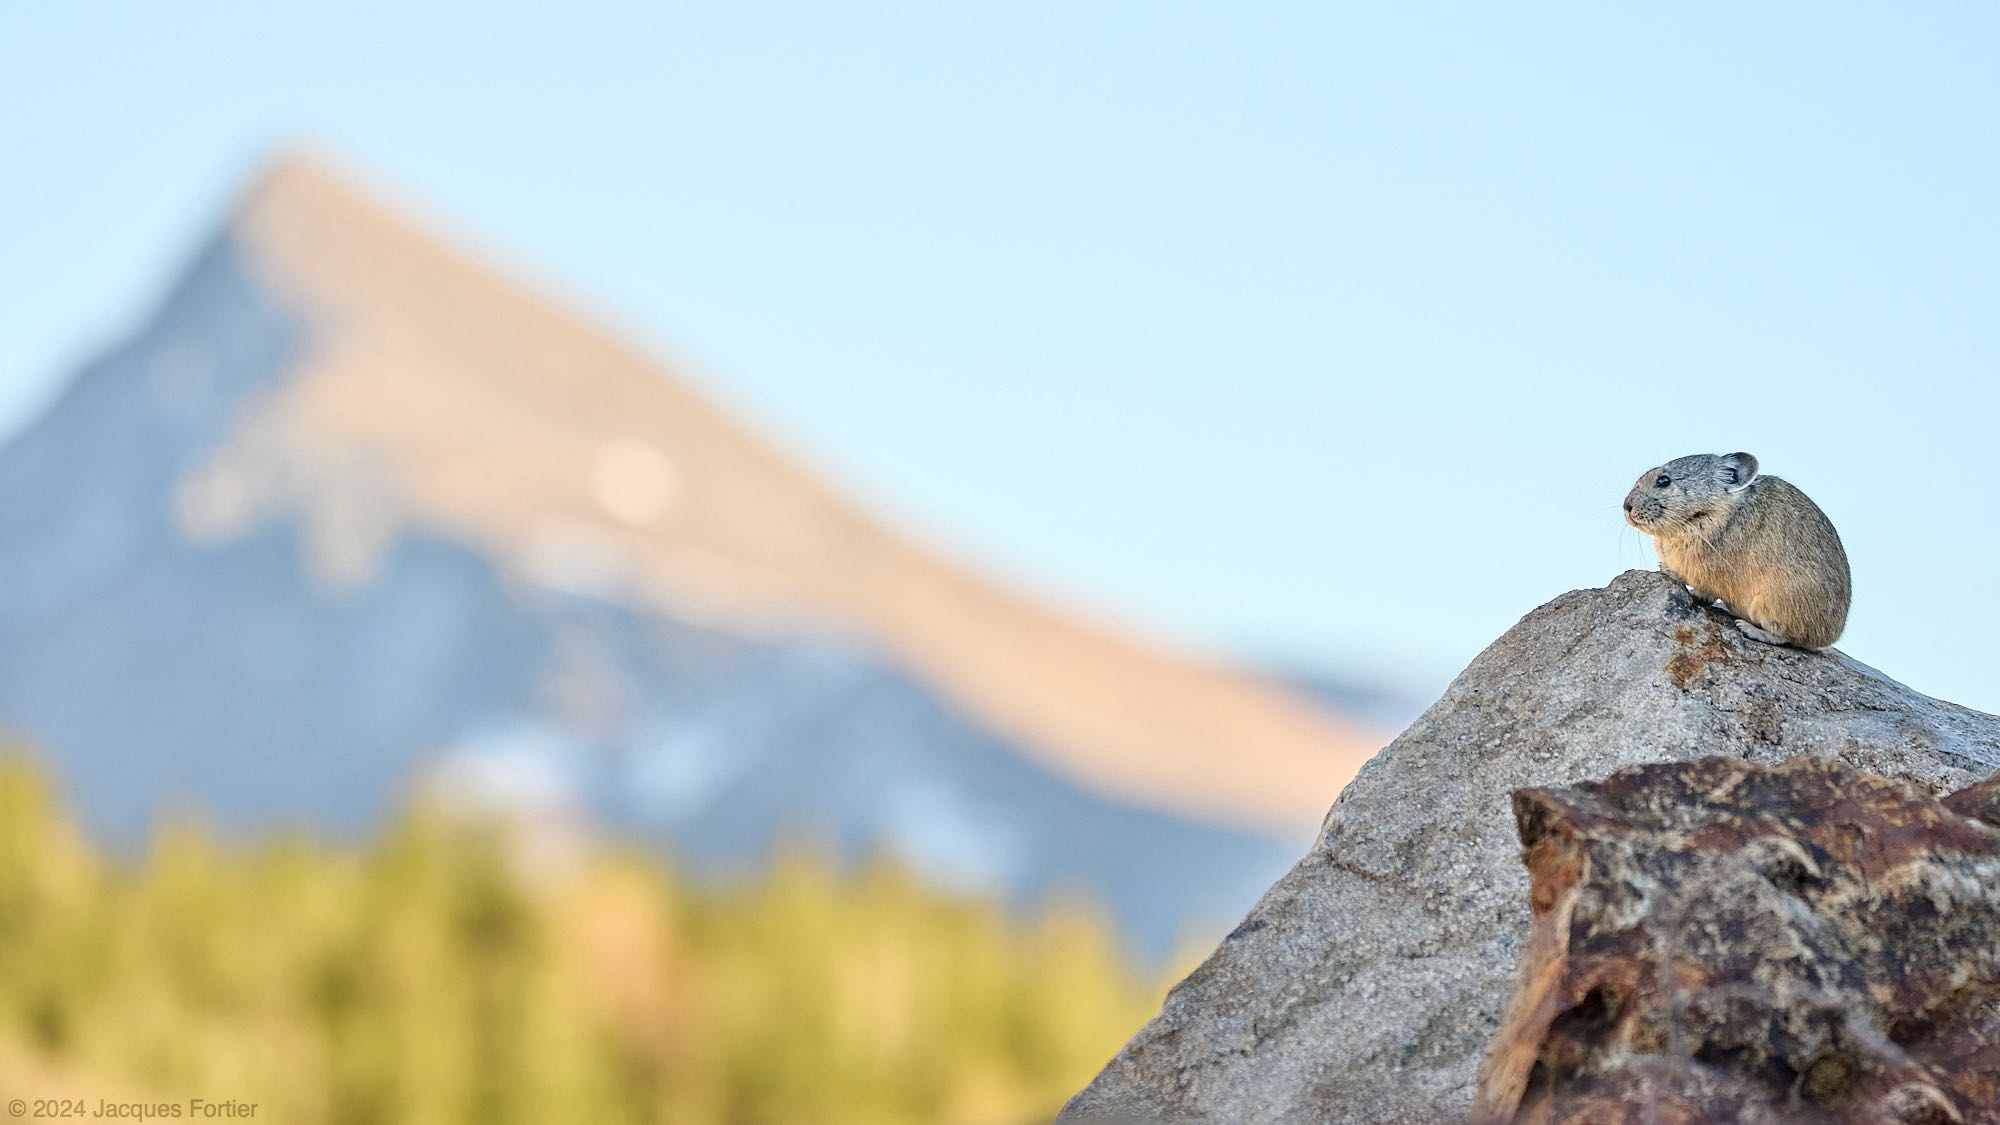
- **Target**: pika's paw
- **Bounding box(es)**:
[1735,619,1787,646]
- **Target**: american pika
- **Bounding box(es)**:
[1623,452,1851,650]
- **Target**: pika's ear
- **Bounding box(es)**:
[1720,452,1759,492]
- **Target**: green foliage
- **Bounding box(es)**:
[0,757,1169,1124]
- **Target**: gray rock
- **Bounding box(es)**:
[1058,570,2000,1124]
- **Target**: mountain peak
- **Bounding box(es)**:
[189,150,1391,834]
[235,146,361,216]
[231,147,444,282]
[11,151,1389,895]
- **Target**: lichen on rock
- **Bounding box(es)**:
[1475,755,2000,1124]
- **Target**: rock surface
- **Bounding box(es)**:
[1473,755,2000,1124]
[1058,571,2000,1124]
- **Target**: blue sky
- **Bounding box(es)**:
[3,3,1997,710]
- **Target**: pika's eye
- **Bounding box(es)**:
[1654,474,1671,488]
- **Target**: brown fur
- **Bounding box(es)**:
[1624,454,1851,650]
